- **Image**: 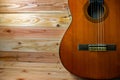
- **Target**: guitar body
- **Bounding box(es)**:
[59,0,120,79]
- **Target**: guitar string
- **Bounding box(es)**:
[101,2,102,45]
[100,1,102,46]
[93,1,97,46]
[101,2,105,48]
[99,1,101,48]
[91,1,94,46]
[97,0,100,46]
[101,1,104,46]
[91,0,95,45]
[97,1,99,48]
[99,1,100,45]
[92,1,95,45]
[100,2,101,45]
[102,1,105,48]
[96,2,100,49]
[103,3,106,44]
[100,1,102,45]
[101,1,103,45]
[102,2,104,45]
[96,1,98,46]
[99,2,101,45]
[92,1,96,45]
[94,1,98,47]
[101,1,103,46]
[95,1,97,46]
[101,2,105,50]
[96,0,100,50]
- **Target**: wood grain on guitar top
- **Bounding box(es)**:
[60,0,120,79]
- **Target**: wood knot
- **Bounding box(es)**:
[68,15,71,17]
[56,43,59,46]
[62,79,68,80]
[56,24,60,27]
[0,71,3,73]
[22,69,28,73]
[59,67,62,70]
[52,54,55,56]
[48,73,51,75]
[43,30,46,32]
[5,29,11,33]
[62,15,71,18]
[17,78,25,80]
[18,42,22,45]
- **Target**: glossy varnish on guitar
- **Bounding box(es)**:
[60,0,120,79]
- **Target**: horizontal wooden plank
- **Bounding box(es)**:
[0,51,59,63]
[0,0,68,13]
[0,13,71,27]
[0,27,66,39]
[0,61,80,80]
[0,61,64,71]
[0,39,61,52]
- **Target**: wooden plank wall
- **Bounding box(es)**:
[0,0,81,80]
[0,0,71,62]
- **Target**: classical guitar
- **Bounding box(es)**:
[59,0,120,79]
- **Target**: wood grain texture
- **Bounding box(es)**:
[0,51,60,62]
[0,61,80,80]
[0,0,68,13]
[0,27,65,39]
[0,0,80,80]
[0,13,71,27]
[0,39,60,52]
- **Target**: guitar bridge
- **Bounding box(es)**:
[78,44,116,51]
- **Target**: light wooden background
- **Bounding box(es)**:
[0,0,82,80]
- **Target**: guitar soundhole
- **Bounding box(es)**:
[88,2,104,19]
[84,1,108,23]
